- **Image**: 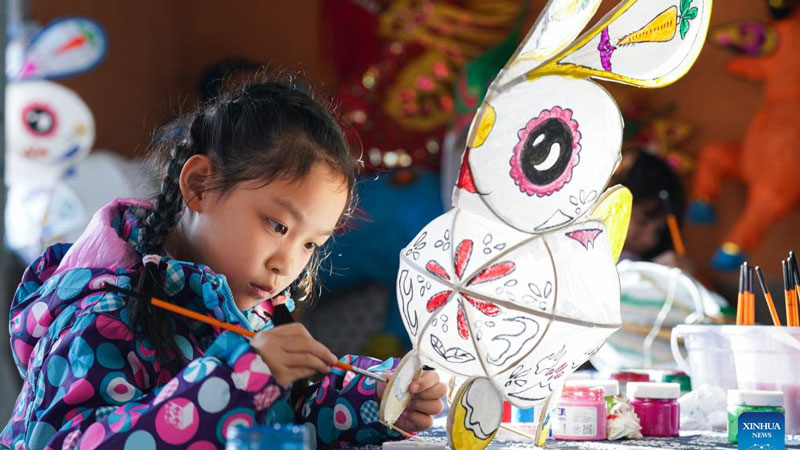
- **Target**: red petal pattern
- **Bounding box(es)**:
[454,240,473,279]
[467,261,516,286]
[426,260,450,281]
[426,291,451,312]
[457,305,470,339]
[463,295,501,316]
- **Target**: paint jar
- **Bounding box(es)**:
[628,382,681,437]
[511,405,535,423]
[661,370,692,395]
[610,370,650,397]
[565,379,621,412]
[727,390,784,444]
[565,371,593,382]
[552,386,607,440]
[225,423,311,450]
[502,401,512,422]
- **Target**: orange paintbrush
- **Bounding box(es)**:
[755,266,782,326]
[106,284,388,382]
[783,260,799,327]
[736,263,745,325]
[659,190,686,257]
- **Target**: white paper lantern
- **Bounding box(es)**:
[384,0,712,448]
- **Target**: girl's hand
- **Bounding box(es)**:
[381,370,447,433]
[250,323,337,388]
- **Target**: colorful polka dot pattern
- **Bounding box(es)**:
[1,201,404,449]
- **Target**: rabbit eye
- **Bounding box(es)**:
[461,77,622,233]
[521,118,573,185]
[510,106,581,197]
[22,104,57,136]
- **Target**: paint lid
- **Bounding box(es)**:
[727,390,784,407]
[661,371,692,393]
[628,382,681,400]
[561,385,605,402]
[610,370,650,383]
[565,371,593,381]
[565,379,619,397]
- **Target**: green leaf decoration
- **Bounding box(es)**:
[680,17,691,39]
[684,7,698,20]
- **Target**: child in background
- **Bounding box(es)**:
[614,150,692,271]
[2,78,445,449]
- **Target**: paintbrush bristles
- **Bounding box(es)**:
[756,266,782,326]
[334,361,388,383]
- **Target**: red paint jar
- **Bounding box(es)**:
[628,382,681,437]
[610,370,650,397]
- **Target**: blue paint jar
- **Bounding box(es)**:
[225,423,312,450]
[511,405,536,422]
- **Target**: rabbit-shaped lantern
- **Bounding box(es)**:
[382,0,712,448]
[5,18,148,263]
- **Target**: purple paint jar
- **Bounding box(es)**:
[628,382,681,437]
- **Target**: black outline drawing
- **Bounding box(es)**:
[460,378,502,441]
[404,231,428,260]
[487,316,541,367]
[398,269,418,336]
[430,334,476,364]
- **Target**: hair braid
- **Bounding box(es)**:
[131,135,198,367]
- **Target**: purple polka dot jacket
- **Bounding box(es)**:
[1,199,401,449]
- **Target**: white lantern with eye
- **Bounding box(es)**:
[384,0,712,448]
[5,80,95,185]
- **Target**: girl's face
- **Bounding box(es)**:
[174,157,348,310]
[623,199,665,257]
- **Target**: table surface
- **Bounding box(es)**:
[351,421,800,449]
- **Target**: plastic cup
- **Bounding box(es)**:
[671,324,736,391]
[722,325,800,435]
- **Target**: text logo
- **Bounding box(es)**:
[739,412,785,450]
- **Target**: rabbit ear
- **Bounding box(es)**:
[17,17,107,81]
[495,0,603,86]
[525,0,712,88]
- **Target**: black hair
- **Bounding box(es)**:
[132,75,357,370]
[197,58,261,103]
[614,150,686,260]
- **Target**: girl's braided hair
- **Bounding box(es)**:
[132,75,357,368]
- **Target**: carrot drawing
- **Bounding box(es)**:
[617,1,698,47]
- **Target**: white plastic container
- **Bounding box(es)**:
[722,325,800,435]
[671,324,736,391]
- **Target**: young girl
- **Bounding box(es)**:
[614,150,691,271]
[1,79,445,449]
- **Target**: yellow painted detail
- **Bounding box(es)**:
[617,6,678,46]
[470,103,496,149]
[450,379,497,450]
[589,185,633,262]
